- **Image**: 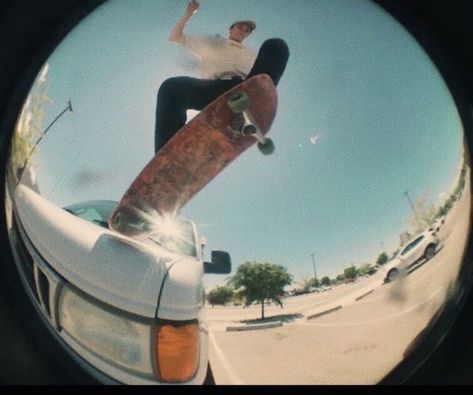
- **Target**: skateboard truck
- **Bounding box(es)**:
[227,92,275,155]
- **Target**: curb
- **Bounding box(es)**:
[306,305,342,320]
[226,320,283,332]
[355,289,374,301]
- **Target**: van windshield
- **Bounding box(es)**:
[147,216,197,257]
[65,200,197,257]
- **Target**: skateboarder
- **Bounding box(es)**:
[154,0,289,153]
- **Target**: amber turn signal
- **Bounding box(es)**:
[155,321,200,383]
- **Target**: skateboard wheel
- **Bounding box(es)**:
[112,211,130,233]
[113,212,122,227]
[242,124,257,136]
[228,92,250,113]
[258,138,275,155]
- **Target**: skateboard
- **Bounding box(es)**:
[109,74,277,236]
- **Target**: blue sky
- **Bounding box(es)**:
[21,0,463,287]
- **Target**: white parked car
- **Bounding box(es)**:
[383,229,440,283]
[9,184,231,384]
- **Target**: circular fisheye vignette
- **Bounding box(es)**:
[373,0,473,384]
[0,0,470,386]
[2,0,215,386]
[0,0,111,385]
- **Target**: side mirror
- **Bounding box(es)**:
[204,250,231,274]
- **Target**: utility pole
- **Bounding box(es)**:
[310,253,317,285]
[17,99,73,183]
[403,190,417,216]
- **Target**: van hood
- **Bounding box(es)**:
[14,184,179,318]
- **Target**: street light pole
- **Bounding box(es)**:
[42,99,73,136]
[311,253,317,284]
[403,190,417,216]
[17,99,73,183]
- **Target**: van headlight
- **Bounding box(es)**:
[58,284,201,383]
[58,285,155,379]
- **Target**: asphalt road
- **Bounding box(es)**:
[205,168,471,384]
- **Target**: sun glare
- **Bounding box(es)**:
[153,215,184,238]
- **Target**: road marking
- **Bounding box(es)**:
[307,305,342,320]
[300,285,444,327]
[355,289,374,301]
[208,330,244,385]
[226,320,283,331]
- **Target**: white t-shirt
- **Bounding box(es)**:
[184,35,257,80]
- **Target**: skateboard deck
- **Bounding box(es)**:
[109,74,277,236]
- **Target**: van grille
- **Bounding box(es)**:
[11,210,63,328]
[36,266,52,317]
[11,214,38,301]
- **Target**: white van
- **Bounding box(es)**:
[9,184,231,384]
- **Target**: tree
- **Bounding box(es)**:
[335,273,345,283]
[228,261,293,319]
[344,265,358,281]
[452,162,467,200]
[438,164,467,217]
[399,231,412,247]
[358,263,372,275]
[231,290,246,306]
[376,252,389,266]
[321,276,331,286]
[9,63,51,184]
[438,198,453,217]
[301,276,318,291]
[407,192,438,234]
[207,286,234,307]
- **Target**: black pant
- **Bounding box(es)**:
[154,38,289,153]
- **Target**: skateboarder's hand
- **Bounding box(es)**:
[185,0,200,18]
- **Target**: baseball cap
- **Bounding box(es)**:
[230,20,256,32]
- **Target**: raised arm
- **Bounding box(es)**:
[169,0,200,44]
